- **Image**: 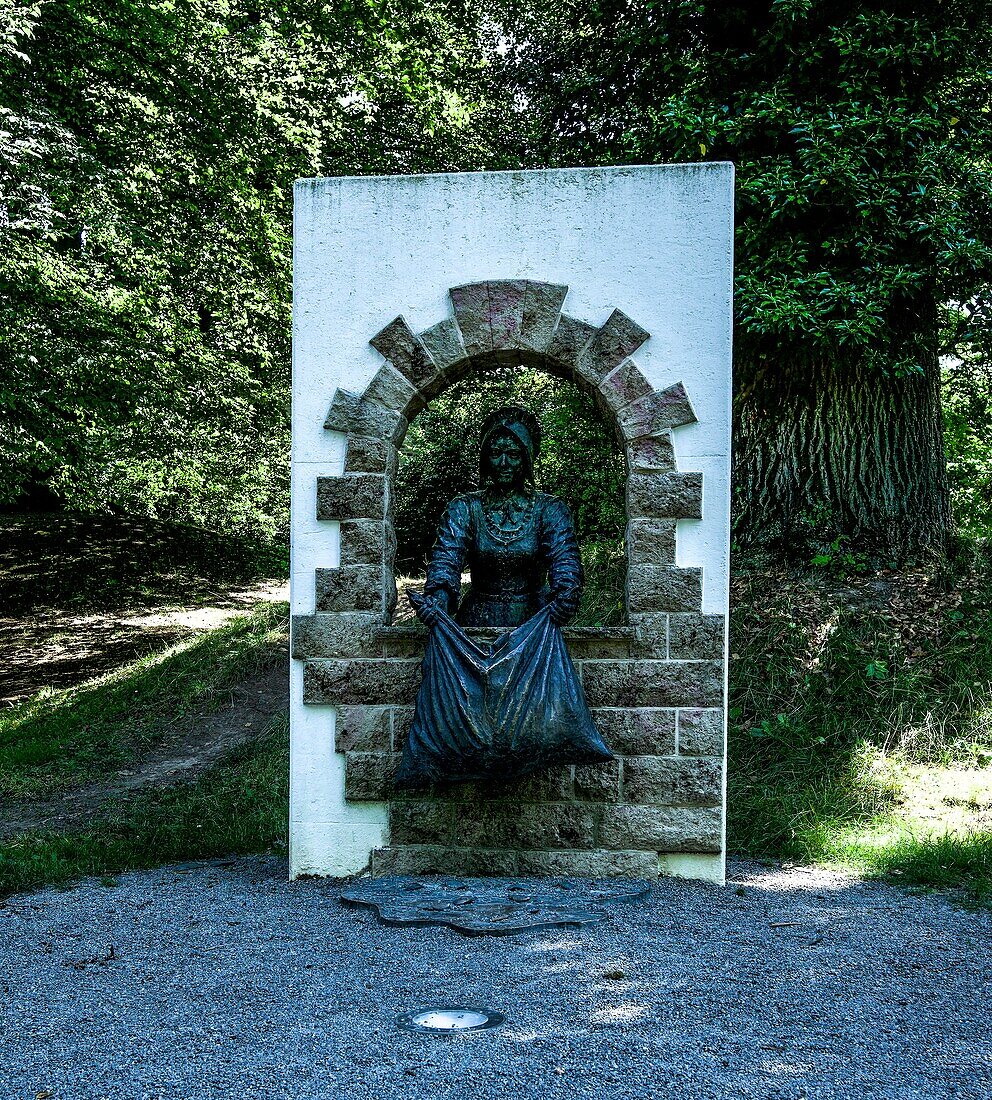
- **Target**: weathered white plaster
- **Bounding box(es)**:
[291,165,734,880]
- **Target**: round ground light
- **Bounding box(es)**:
[396,1006,504,1034]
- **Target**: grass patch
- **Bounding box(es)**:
[0,713,288,898]
[729,550,992,903]
[0,602,288,796]
[0,511,288,616]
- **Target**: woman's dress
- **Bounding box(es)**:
[394,491,612,788]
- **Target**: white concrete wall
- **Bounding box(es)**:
[291,165,734,879]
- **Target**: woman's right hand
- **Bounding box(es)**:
[410,590,448,627]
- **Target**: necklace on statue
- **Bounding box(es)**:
[481,491,534,545]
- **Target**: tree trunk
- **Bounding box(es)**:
[733,353,950,562]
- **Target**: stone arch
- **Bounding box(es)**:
[294,280,725,879]
[313,280,703,625]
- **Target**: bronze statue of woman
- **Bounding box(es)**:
[414,406,583,630]
[396,406,611,788]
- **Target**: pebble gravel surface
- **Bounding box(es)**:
[0,857,989,1099]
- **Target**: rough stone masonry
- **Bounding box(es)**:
[289,167,733,882]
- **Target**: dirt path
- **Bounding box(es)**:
[0,579,288,706]
[0,658,288,838]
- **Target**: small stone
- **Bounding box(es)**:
[344,751,402,801]
[335,706,391,752]
[339,519,387,566]
[486,279,528,349]
[362,363,421,416]
[669,614,725,659]
[591,708,676,755]
[626,566,703,614]
[344,436,392,474]
[314,566,384,614]
[574,759,622,801]
[517,849,658,879]
[581,659,723,708]
[626,434,676,473]
[303,659,422,705]
[547,314,598,372]
[626,471,703,519]
[519,282,568,352]
[315,474,386,521]
[626,519,677,566]
[678,709,726,756]
[600,359,654,412]
[600,804,722,852]
[618,383,696,440]
[418,317,468,373]
[622,756,723,806]
[369,316,438,391]
[389,801,454,846]
[449,283,493,355]
[291,613,382,659]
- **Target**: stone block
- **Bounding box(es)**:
[581,660,723,709]
[390,706,416,751]
[592,708,676,755]
[622,756,723,806]
[323,388,404,441]
[314,566,383,614]
[617,382,697,440]
[574,758,621,801]
[563,628,636,660]
[316,474,386,521]
[627,471,703,520]
[291,613,382,659]
[517,849,658,879]
[418,317,468,373]
[600,805,722,852]
[626,519,677,566]
[362,362,422,416]
[626,434,675,473]
[449,282,493,356]
[335,706,391,752]
[519,282,568,353]
[458,804,596,850]
[629,614,669,658]
[339,519,387,566]
[389,801,454,846]
[669,614,725,659]
[454,767,574,803]
[344,435,392,475]
[546,314,598,373]
[589,309,650,372]
[369,315,438,391]
[627,566,702,614]
[600,358,654,412]
[380,627,428,659]
[486,279,528,349]
[344,751,401,801]
[372,846,520,877]
[303,659,422,705]
[678,708,725,757]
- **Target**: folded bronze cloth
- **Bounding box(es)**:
[395,593,613,789]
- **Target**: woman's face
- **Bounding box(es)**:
[485,431,526,489]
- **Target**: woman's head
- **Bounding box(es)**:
[479,406,540,490]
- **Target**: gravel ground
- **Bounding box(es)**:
[1,858,989,1100]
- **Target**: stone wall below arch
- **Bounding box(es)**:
[291,279,727,879]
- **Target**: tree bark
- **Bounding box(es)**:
[733,353,950,562]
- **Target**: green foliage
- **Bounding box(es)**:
[943,353,992,538]
[729,555,992,904]
[0,714,289,899]
[0,0,495,535]
[491,2,992,380]
[0,602,287,796]
[394,366,625,571]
